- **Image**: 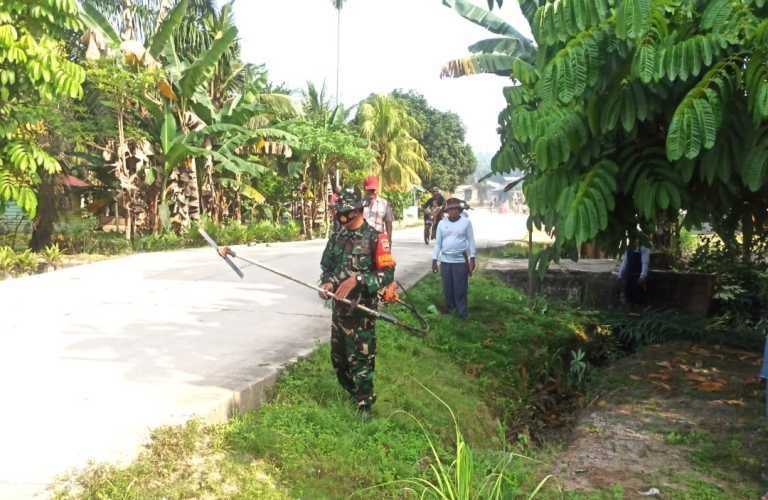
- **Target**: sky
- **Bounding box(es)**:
[233,0,532,157]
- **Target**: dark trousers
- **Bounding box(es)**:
[330,307,377,409]
[440,262,469,319]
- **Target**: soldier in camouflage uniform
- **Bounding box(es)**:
[319,190,395,416]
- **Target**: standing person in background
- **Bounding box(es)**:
[616,232,651,307]
[431,198,477,319]
[328,186,341,234]
[761,334,767,416]
[362,176,394,242]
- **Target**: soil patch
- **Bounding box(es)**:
[551,341,767,498]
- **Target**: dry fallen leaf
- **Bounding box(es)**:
[710,399,745,407]
[696,381,726,392]
[656,361,673,369]
[630,375,642,381]
[685,373,709,383]
[649,372,672,381]
[651,381,673,391]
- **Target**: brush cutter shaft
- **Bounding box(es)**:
[228,251,382,318]
[198,228,426,336]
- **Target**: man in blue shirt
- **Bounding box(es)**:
[431,198,476,319]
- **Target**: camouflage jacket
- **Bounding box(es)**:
[320,221,395,304]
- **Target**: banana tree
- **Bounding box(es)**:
[186,83,299,222]
[79,0,194,234]
[440,0,535,78]
[82,0,241,228]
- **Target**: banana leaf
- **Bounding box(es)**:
[442,0,532,48]
[79,1,121,47]
[179,26,238,98]
[148,0,189,58]
[441,54,518,78]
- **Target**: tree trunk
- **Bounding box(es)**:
[234,190,242,223]
[29,175,58,251]
[201,136,215,218]
[169,157,201,230]
[527,227,536,299]
[116,107,134,241]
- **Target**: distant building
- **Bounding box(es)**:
[452,175,526,213]
[0,202,31,233]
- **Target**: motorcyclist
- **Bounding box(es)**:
[423,187,446,240]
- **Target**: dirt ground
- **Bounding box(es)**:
[550,342,768,499]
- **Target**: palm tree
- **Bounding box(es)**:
[357,95,430,192]
[331,0,346,105]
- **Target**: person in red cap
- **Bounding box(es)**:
[362,175,394,242]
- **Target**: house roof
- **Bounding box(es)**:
[57,175,90,188]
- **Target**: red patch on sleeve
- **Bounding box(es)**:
[375,232,395,270]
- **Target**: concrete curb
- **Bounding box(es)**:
[206,265,434,424]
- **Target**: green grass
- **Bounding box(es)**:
[58,272,760,499]
[485,240,550,259]
[54,272,595,499]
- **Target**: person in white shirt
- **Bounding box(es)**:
[362,175,394,242]
[431,198,477,319]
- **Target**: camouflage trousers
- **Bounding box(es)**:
[330,308,377,409]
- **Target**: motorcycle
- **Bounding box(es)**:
[423,210,432,245]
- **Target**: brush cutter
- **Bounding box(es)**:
[199,228,429,337]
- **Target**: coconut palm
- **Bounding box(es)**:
[331,0,346,105]
[357,95,430,192]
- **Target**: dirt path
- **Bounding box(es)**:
[551,342,767,499]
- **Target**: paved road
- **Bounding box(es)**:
[0,211,527,498]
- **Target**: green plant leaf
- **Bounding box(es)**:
[79,1,121,47]
[179,26,238,98]
[148,0,189,58]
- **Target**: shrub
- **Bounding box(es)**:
[42,244,64,269]
[689,235,768,323]
[53,212,99,254]
[14,250,40,275]
[383,191,413,220]
[0,246,15,278]
[133,231,185,253]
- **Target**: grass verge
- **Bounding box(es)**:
[53,271,599,499]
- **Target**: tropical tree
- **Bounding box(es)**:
[0,0,86,218]
[444,0,768,265]
[331,0,346,105]
[392,90,477,192]
[356,95,430,192]
[80,58,158,238]
[281,119,372,237]
[304,81,351,130]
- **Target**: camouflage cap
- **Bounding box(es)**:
[333,189,363,213]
